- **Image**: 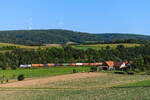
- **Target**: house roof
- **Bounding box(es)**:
[106,61,115,67]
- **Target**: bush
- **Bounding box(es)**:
[1,67,6,70]
[17,74,24,81]
[11,66,16,70]
[90,67,97,72]
[6,79,8,83]
[73,69,77,73]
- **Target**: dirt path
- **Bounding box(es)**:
[0,72,106,88]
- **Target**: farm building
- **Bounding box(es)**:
[106,61,115,70]
[114,61,133,70]
[99,61,132,71]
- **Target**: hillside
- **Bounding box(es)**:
[0,29,150,45]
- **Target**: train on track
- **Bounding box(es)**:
[19,63,103,68]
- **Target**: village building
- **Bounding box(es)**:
[105,61,115,70]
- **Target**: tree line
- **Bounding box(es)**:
[0,43,150,71]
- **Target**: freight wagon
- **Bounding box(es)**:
[20,64,31,68]
[19,62,103,68]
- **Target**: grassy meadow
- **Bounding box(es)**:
[0,67,90,79]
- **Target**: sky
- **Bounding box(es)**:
[0,0,150,35]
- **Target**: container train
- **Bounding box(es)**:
[19,63,103,68]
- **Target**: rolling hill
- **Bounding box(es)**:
[0,29,150,45]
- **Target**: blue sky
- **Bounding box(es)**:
[0,0,150,35]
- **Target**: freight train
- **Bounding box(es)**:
[19,63,103,68]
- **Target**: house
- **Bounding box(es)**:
[99,61,133,71]
[114,62,129,70]
[105,61,115,70]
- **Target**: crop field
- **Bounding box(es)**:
[0,43,62,53]
[0,43,141,52]
[0,71,150,100]
[0,43,41,49]
[73,43,141,50]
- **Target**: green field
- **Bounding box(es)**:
[0,43,61,53]
[0,43,141,52]
[0,43,41,49]
[0,67,90,79]
[1,70,150,100]
[116,79,150,88]
[73,43,141,50]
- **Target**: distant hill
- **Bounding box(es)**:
[95,33,150,41]
[0,29,150,45]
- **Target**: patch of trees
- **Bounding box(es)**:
[81,39,150,45]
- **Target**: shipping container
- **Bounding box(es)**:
[83,63,89,66]
[89,63,95,66]
[32,64,40,67]
[96,62,103,66]
[69,63,76,66]
[27,64,32,67]
[76,63,83,66]
[47,64,55,66]
[20,64,31,68]
[62,63,69,66]
[94,63,99,66]
[96,62,103,65]
[54,64,59,66]
[58,64,62,66]
[89,63,103,66]
[43,64,47,67]
[39,64,43,67]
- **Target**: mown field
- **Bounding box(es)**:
[0,43,141,52]
[0,70,150,100]
[0,43,62,53]
[73,43,141,50]
[0,43,41,49]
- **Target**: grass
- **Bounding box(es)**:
[73,43,140,50]
[115,79,150,88]
[1,87,150,100]
[0,67,90,79]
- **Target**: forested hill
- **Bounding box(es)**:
[0,29,150,45]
